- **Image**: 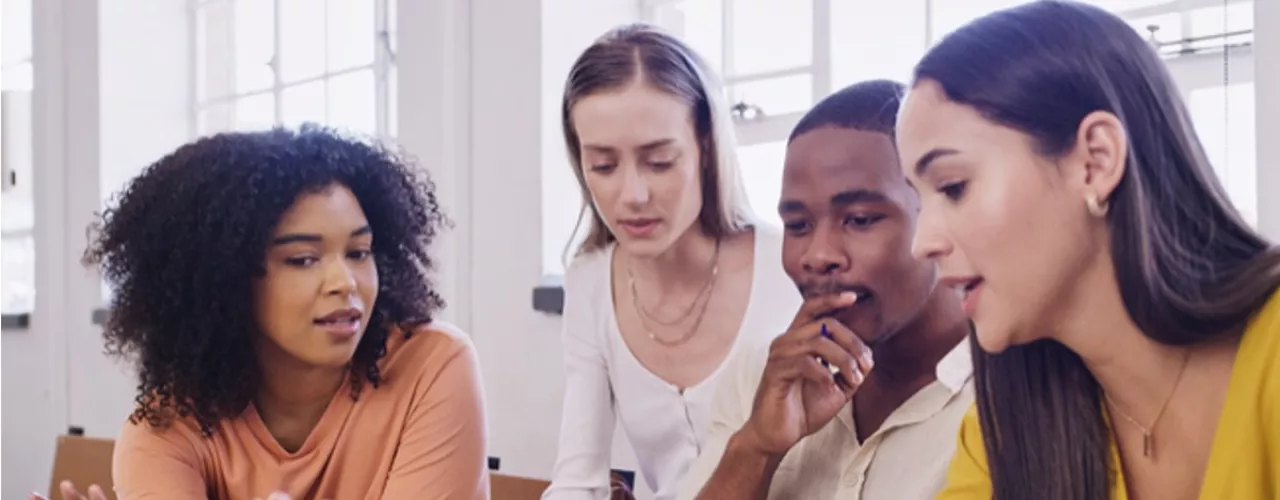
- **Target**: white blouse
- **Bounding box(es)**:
[542,227,803,500]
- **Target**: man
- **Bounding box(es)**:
[676,80,973,499]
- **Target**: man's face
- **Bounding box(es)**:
[778,126,938,346]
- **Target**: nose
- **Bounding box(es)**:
[800,224,850,275]
[323,259,358,296]
[620,163,650,207]
[911,205,953,261]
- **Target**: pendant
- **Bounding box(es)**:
[1142,432,1153,458]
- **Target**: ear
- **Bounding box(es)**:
[1072,111,1128,203]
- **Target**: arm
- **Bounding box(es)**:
[676,344,768,500]
[112,419,209,500]
[934,405,993,500]
[693,430,784,500]
[542,264,617,500]
[381,335,490,500]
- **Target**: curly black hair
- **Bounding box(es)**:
[84,124,448,435]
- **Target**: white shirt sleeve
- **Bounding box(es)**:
[543,258,616,500]
[674,341,769,500]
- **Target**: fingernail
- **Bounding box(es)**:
[840,291,859,303]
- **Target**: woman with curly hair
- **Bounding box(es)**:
[58,125,488,500]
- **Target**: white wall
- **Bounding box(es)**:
[1256,0,1280,240]
[1,1,190,499]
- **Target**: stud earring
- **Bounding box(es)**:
[1085,192,1109,217]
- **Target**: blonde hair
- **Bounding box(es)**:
[560,23,754,263]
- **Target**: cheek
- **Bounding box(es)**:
[253,271,312,337]
[666,160,703,214]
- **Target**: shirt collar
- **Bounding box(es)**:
[935,336,974,394]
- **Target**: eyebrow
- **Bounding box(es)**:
[778,189,890,214]
[271,225,372,246]
[914,148,961,177]
[582,138,676,154]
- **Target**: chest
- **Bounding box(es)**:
[769,404,963,500]
[208,400,408,500]
[612,267,754,390]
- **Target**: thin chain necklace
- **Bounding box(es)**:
[627,240,721,346]
[628,239,720,326]
[1103,348,1191,459]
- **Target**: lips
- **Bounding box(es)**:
[618,218,661,237]
[940,275,984,316]
[315,308,362,324]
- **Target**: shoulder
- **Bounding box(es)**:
[565,247,612,288]
[115,412,210,469]
[383,321,480,384]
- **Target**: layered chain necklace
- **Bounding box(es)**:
[627,239,721,347]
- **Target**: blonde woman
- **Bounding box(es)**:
[543,24,801,500]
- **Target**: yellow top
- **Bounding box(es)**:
[936,290,1280,500]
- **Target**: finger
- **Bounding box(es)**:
[87,485,108,500]
[30,493,49,500]
[774,334,858,383]
[788,292,859,331]
[60,481,84,500]
[795,356,840,388]
[819,319,874,375]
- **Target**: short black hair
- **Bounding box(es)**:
[84,124,448,435]
[789,79,906,142]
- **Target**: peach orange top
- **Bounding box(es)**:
[111,322,489,500]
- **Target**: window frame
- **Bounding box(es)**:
[189,0,397,139]
[532,0,1257,314]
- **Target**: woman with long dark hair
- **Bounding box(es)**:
[896,2,1280,499]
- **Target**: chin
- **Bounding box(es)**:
[616,235,673,257]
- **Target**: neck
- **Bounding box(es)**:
[254,348,347,423]
[623,226,723,292]
[869,289,970,388]
[1053,250,1187,422]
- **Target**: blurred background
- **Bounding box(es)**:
[2,0,1274,498]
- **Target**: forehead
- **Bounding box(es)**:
[275,184,368,232]
[897,81,1003,172]
[571,83,692,147]
[781,127,907,204]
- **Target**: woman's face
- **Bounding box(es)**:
[896,81,1103,352]
[253,183,379,369]
[571,82,705,258]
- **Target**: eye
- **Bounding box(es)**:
[939,181,968,201]
[782,220,812,235]
[589,164,616,173]
[285,256,319,268]
[648,161,675,170]
[347,249,373,261]
[844,214,885,228]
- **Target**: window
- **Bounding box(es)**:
[193,0,396,139]
[539,0,1258,276]
[2,0,35,315]
[1190,83,1257,226]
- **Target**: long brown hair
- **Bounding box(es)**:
[913,2,1280,498]
[559,23,754,261]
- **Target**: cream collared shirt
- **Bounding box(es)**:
[676,337,974,500]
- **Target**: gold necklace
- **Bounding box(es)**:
[1102,348,1191,459]
[627,241,721,346]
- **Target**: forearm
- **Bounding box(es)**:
[694,429,785,500]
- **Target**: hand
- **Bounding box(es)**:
[30,480,108,500]
[740,292,873,456]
